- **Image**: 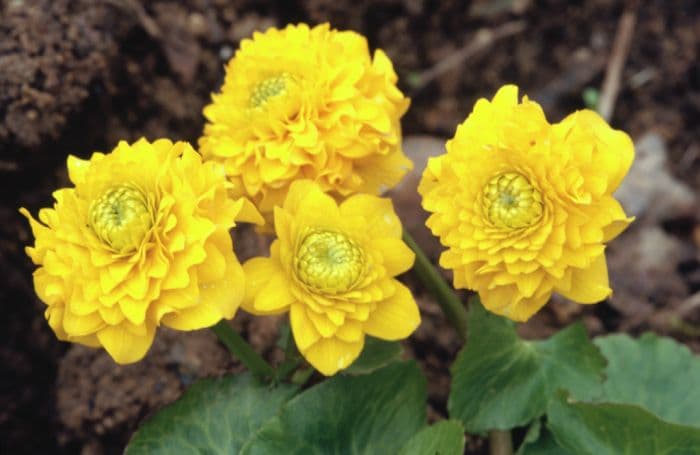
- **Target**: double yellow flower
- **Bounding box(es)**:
[242,181,420,375]
[420,85,633,321]
[21,139,261,363]
[199,23,412,218]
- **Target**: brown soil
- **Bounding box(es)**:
[2,0,700,453]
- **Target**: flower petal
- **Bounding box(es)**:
[363,281,420,341]
[370,238,415,276]
[97,323,155,364]
[556,253,611,304]
[355,148,413,197]
[234,197,265,225]
[161,301,221,331]
[241,257,293,315]
[290,303,321,351]
[254,273,295,314]
[302,335,365,376]
[340,194,403,239]
[504,292,551,322]
[555,109,635,193]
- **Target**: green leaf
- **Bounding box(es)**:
[242,361,427,454]
[398,420,465,455]
[547,393,700,455]
[595,332,700,427]
[344,336,403,375]
[518,421,571,455]
[126,374,297,454]
[448,301,605,433]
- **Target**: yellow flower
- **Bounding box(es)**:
[21,139,262,363]
[242,180,420,375]
[199,23,412,218]
[419,85,634,322]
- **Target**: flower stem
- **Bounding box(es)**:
[211,321,275,381]
[275,326,302,382]
[489,430,513,455]
[402,231,468,341]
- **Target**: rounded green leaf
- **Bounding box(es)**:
[398,420,465,455]
[344,336,403,375]
[547,393,700,455]
[595,332,700,427]
[126,373,297,454]
[448,301,605,433]
[242,361,427,454]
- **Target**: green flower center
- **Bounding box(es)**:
[483,172,543,228]
[250,74,288,108]
[89,184,153,253]
[295,229,364,294]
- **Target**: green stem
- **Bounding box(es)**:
[211,321,275,381]
[403,231,468,341]
[489,430,513,455]
[275,327,302,381]
[291,367,314,386]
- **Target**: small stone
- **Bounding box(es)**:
[615,133,697,222]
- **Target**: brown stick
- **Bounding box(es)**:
[489,429,513,455]
[411,21,527,92]
[597,10,636,121]
[105,0,162,39]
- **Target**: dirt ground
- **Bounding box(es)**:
[2,0,700,453]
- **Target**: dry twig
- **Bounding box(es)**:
[104,0,162,39]
[410,21,527,92]
[597,9,636,121]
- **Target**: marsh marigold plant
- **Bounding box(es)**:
[199,23,411,217]
[242,180,420,375]
[419,85,634,322]
[21,139,262,363]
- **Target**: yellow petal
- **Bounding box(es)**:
[71,334,101,348]
[302,336,365,376]
[208,251,246,319]
[370,238,415,276]
[335,319,364,342]
[600,197,634,242]
[306,308,338,338]
[340,194,402,239]
[234,197,265,225]
[290,303,321,351]
[62,309,104,337]
[46,306,68,340]
[161,301,221,330]
[97,323,155,364]
[556,253,611,304]
[241,257,292,315]
[295,183,341,227]
[554,109,634,193]
[355,148,413,196]
[283,180,319,213]
[504,292,551,322]
[197,238,228,284]
[492,84,519,107]
[479,284,519,314]
[162,251,245,329]
[253,271,294,315]
[66,154,97,185]
[118,296,149,326]
[363,281,420,340]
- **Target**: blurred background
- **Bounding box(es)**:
[2,0,699,453]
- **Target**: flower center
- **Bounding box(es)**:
[250,74,288,108]
[89,184,153,253]
[483,172,543,228]
[294,229,364,294]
